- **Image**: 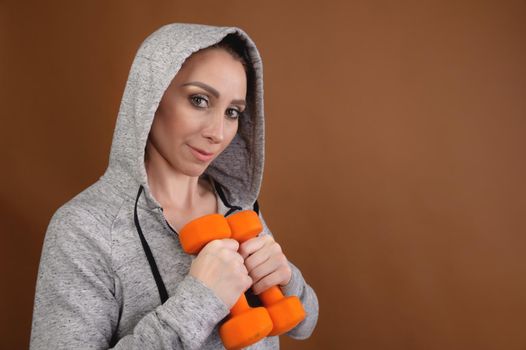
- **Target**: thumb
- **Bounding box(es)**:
[219,238,240,251]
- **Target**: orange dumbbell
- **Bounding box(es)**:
[227,211,306,336]
[179,213,273,350]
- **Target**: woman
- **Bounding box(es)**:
[30,23,319,349]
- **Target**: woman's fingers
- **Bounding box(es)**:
[251,264,292,295]
[243,245,270,272]
[239,235,292,293]
[243,236,281,272]
[238,235,268,259]
[248,253,281,282]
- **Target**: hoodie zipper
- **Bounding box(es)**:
[158,207,178,235]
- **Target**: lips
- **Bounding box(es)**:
[188,145,215,162]
[190,146,213,156]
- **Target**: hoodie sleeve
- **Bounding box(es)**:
[257,210,319,340]
[30,207,229,350]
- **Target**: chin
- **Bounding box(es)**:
[179,163,209,178]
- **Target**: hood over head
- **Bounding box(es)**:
[102,23,265,211]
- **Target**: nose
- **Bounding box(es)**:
[203,111,225,143]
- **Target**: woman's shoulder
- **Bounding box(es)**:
[46,178,127,244]
[37,181,119,297]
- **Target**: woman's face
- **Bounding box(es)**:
[146,47,247,177]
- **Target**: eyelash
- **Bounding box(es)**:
[189,94,242,120]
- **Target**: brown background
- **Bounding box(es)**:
[2,0,526,349]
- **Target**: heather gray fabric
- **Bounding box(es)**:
[30,23,319,349]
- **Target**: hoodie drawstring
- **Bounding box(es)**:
[134,185,169,304]
[212,179,247,216]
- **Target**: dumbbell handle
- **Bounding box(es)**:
[258,286,283,305]
[231,294,250,315]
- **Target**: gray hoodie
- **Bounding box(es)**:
[30,23,319,349]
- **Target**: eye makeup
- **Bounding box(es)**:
[181,81,246,108]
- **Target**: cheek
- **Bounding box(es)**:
[160,107,200,138]
[223,121,239,147]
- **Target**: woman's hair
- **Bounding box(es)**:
[208,34,250,74]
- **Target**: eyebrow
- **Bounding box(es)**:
[181,81,246,106]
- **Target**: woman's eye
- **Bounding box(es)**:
[226,108,242,120]
[189,95,208,108]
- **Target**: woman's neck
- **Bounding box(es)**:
[144,144,209,212]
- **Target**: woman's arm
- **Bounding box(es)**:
[30,207,229,349]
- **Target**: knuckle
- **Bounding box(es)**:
[237,246,247,257]
[207,240,221,250]
[263,234,273,243]
[234,261,246,275]
[285,262,291,273]
[230,239,240,250]
[280,267,291,282]
[237,276,250,291]
[251,270,262,282]
[259,280,269,292]
[219,249,232,261]
[244,260,253,272]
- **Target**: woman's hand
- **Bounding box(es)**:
[189,238,252,309]
[238,235,292,295]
